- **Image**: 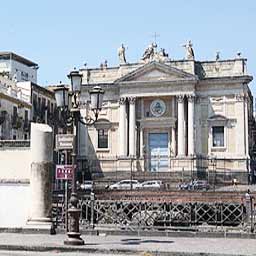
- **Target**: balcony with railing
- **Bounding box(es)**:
[0,140,30,148]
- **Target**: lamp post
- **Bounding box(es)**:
[55,69,104,245]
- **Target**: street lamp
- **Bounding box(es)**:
[55,69,104,245]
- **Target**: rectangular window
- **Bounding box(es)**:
[98,129,108,148]
[13,106,17,117]
[38,97,41,111]
[25,110,28,122]
[212,126,224,147]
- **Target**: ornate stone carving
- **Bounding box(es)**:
[176,94,185,103]
[141,43,155,61]
[235,94,244,102]
[187,94,195,102]
[128,96,136,104]
[150,99,166,117]
[118,44,127,65]
[140,43,170,63]
[119,97,126,105]
[182,40,195,60]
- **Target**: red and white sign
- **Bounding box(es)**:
[55,165,74,180]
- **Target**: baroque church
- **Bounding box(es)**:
[78,41,255,184]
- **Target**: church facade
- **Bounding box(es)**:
[79,43,255,184]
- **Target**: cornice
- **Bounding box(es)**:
[0,92,32,108]
[199,75,253,86]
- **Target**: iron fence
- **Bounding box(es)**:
[52,195,254,232]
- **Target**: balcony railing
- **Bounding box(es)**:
[0,140,30,148]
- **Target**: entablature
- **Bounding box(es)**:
[139,117,176,129]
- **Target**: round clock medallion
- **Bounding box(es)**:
[150,99,166,117]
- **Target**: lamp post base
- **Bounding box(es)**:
[64,232,84,245]
[64,193,84,246]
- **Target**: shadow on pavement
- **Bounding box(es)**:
[121,238,174,245]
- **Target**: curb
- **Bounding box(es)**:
[1,228,256,239]
[0,244,247,256]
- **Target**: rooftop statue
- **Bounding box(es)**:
[141,43,155,62]
[215,51,220,61]
[182,40,195,60]
[159,48,169,58]
[118,44,127,65]
[141,43,170,63]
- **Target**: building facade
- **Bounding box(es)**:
[0,75,31,140]
[82,44,255,184]
[0,52,57,140]
[0,52,38,84]
[17,81,56,125]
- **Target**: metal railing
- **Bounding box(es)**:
[52,195,254,232]
[0,140,30,148]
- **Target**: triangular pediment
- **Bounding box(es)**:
[115,61,197,83]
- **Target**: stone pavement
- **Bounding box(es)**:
[1,233,256,255]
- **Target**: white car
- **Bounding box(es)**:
[139,180,163,189]
[80,181,93,191]
[109,180,140,190]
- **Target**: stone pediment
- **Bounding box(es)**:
[115,61,197,83]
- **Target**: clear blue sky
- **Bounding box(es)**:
[1,0,255,93]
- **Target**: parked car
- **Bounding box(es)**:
[178,180,210,191]
[80,181,93,191]
[178,181,193,190]
[108,180,141,190]
[192,180,210,190]
[139,180,163,189]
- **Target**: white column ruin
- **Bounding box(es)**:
[27,123,53,228]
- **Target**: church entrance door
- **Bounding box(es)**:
[149,133,168,172]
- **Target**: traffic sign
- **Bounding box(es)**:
[56,165,74,180]
[56,134,73,150]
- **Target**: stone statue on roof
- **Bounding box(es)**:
[118,44,127,65]
[141,43,155,61]
[182,40,195,60]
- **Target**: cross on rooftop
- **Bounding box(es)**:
[151,32,160,45]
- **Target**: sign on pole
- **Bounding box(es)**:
[56,134,74,150]
[55,165,74,180]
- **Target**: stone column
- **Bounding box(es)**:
[177,95,185,156]
[171,96,176,156]
[140,127,144,158]
[119,97,127,156]
[171,127,176,156]
[27,123,53,228]
[187,95,195,155]
[129,97,136,157]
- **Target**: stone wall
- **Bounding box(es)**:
[0,145,31,181]
[0,183,29,227]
